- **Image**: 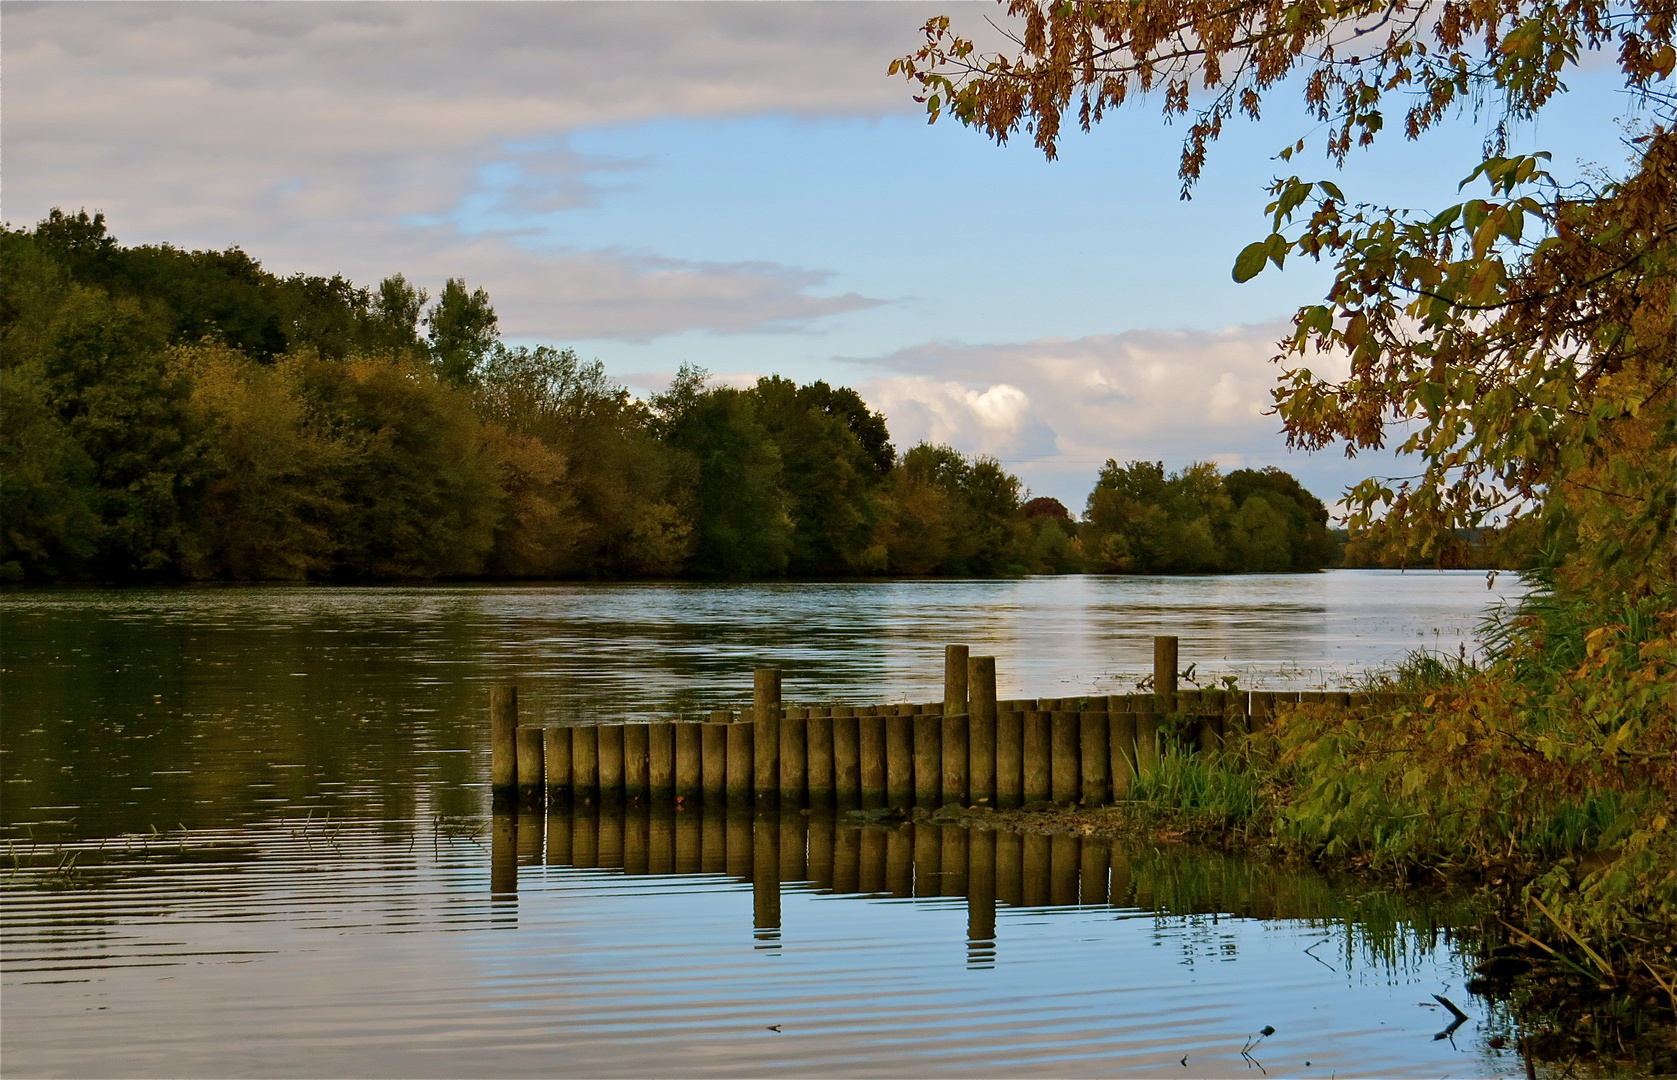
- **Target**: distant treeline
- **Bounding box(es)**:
[0,211,1511,583]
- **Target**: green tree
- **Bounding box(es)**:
[425,278,498,386]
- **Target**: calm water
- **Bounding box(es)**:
[3,572,1534,1077]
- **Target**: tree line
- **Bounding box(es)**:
[5,210,1344,583]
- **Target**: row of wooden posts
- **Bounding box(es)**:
[490,638,1401,810]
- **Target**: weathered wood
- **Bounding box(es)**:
[1109,709,1138,797]
[807,712,835,805]
[1050,712,1080,804]
[571,725,599,803]
[1079,712,1111,805]
[1133,708,1160,776]
[995,709,1024,809]
[1250,691,1276,731]
[674,723,702,803]
[624,723,650,801]
[885,714,914,807]
[490,686,519,792]
[780,714,807,806]
[941,713,970,806]
[516,724,545,804]
[544,725,572,802]
[859,713,887,808]
[1226,691,1250,739]
[1154,636,1179,713]
[753,669,782,806]
[597,724,625,803]
[649,722,676,799]
[968,655,998,805]
[701,716,728,805]
[1023,710,1051,803]
[944,644,969,716]
[725,720,754,807]
[913,714,941,806]
[833,711,861,808]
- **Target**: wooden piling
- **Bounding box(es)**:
[1153,636,1179,713]
[1079,712,1110,805]
[780,711,807,807]
[944,644,969,716]
[1133,707,1160,776]
[649,722,676,800]
[753,669,782,807]
[490,685,519,793]
[571,725,599,803]
[624,723,650,801]
[807,710,835,806]
[1250,691,1276,732]
[968,656,997,805]
[995,709,1024,808]
[885,714,914,807]
[597,724,625,803]
[726,719,754,807]
[941,712,970,806]
[674,723,702,803]
[1109,703,1137,797]
[1050,712,1081,804]
[1226,690,1250,739]
[544,725,572,803]
[702,713,729,805]
[1023,710,1051,803]
[833,709,861,808]
[859,712,887,808]
[516,724,546,804]
[913,714,942,807]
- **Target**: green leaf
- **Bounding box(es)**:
[1319,180,1345,201]
[1232,241,1270,283]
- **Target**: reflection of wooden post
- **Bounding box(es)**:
[859,827,886,893]
[699,808,725,875]
[1079,712,1110,805]
[1050,834,1079,906]
[545,726,572,804]
[491,686,518,795]
[807,812,835,889]
[1080,840,1109,905]
[940,825,968,896]
[885,827,913,897]
[572,803,599,869]
[674,809,701,873]
[571,726,599,804]
[968,656,997,806]
[885,714,914,808]
[624,803,649,874]
[753,669,782,807]
[1050,712,1080,804]
[649,808,675,874]
[1023,711,1051,804]
[944,645,969,716]
[967,828,997,954]
[1022,833,1049,907]
[491,811,517,897]
[545,800,571,865]
[780,812,808,883]
[996,829,1023,907]
[753,815,781,938]
[913,714,942,807]
[911,822,941,897]
[1153,636,1178,713]
[833,823,861,894]
[649,722,676,800]
[725,812,752,879]
[598,804,624,869]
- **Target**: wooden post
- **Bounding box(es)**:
[490,686,518,795]
[516,725,545,805]
[544,725,572,804]
[807,709,835,806]
[1134,706,1160,777]
[968,656,997,806]
[1109,699,1137,798]
[753,669,781,807]
[624,723,650,801]
[833,708,861,809]
[942,712,970,806]
[995,709,1024,809]
[1079,711,1111,805]
[649,722,675,800]
[1226,690,1250,739]
[944,644,969,716]
[1050,711,1080,804]
[674,723,702,803]
[597,725,625,803]
[859,712,887,808]
[571,725,599,804]
[1153,636,1179,713]
[1023,710,1051,803]
[702,712,729,806]
[1250,691,1276,732]
[780,710,807,807]
[885,713,914,808]
[913,713,942,807]
[726,717,754,808]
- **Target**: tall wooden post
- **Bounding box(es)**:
[753,669,782,807]
[995,708,1024,808]
[1154,635,1179,713]
[544,725,572,804]
[944,645,969,716]
[885,713,914,808]
[516,724,545,805]
[942,713,969,806]
[490,686,518,796]
[968,656,998,805]
[913,713,941,807]
[1023,710,1051,803]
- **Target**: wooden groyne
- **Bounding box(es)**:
[490,636,1406,810]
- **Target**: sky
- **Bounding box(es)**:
[3,1,1641,512]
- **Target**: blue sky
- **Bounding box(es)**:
[5,2,1638,510]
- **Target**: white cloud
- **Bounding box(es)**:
[4,1,973,340]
